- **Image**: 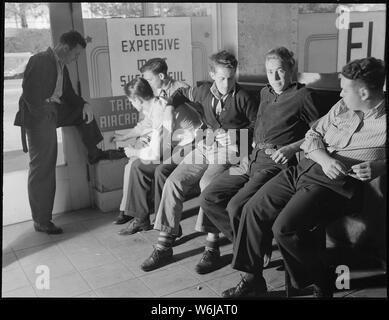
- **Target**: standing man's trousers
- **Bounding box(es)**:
[26,103,103,225]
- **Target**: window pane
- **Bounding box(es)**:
[161,3,211,17]
[4,3,64,172]
[81,3,143,19]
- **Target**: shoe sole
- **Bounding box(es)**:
[113,217,133,225]
[34,227,63,235]
[195,262,222,274]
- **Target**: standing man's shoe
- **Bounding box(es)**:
[34,222,63,234]
[113,211,133,225]
[195,249,221,274]
[118,218,152,235]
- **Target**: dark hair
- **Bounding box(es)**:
[341,57,385,91]
[265,47,296,71]
[209,50,238,72]
[140,58,168,76]
[124,77,154,100]
[59,30,87,49]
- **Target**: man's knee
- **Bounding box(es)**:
[199,185,215,211]
[199,175,211,191]
[163,175,180,194]
[272,218,289,241]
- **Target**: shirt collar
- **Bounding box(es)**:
[161,78,172,91]
[52,48,64,70]
[210,82,237,100]
[342,98,386,119]
[364,99,386,119]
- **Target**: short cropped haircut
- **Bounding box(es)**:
[59,30,87,49]
[209,50,238,72]
[341,57,385,92]
[265,47,296,71]
[140,58,168,76]
[124,77,154,101]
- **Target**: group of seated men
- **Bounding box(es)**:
[112,48,386,298]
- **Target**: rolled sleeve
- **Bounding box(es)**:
[300,99,344,157]
[300,128,326,156]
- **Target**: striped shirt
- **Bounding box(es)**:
[301,98,386,168]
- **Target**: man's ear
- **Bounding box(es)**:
[359,86,370,101]
[209,71,215,81]
[62,44,70,53]
[159,73,166,81]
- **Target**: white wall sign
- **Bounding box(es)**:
[337,11,386,71]
[107,17,193,96]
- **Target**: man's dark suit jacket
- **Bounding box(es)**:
[14,47,86,128]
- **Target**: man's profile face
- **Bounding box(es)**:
[266,58,292,94]
[210,65,236,95]
[143,70,164,94]
[340,76,364,111]
[63,44,83,65]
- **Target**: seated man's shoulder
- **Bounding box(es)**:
[171,79,190,91]
[196,81,213,90]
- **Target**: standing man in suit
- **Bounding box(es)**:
[14,30,107,234]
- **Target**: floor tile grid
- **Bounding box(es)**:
[28,219,116,297]
[137,228,232,297]
[2,246,37,296]
[53,243,102,297]
[4,216,129,297]
[50,221,144,297]
[87,220,283,298]
[29,242,95,297]
[79,219,172,296]
[90,225,205,297]
[80,217,238,298]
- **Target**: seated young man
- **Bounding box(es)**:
[117,101,204,236]
[140,50,259,271]
[112,58,189,225]
[223,57,386,298]
[197,47,320,274]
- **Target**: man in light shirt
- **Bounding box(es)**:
[222,57,386,298]
[141,58,189,99]
[111,57,190,225]
[14,31,106,234]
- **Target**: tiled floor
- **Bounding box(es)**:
[2,208,387,298]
